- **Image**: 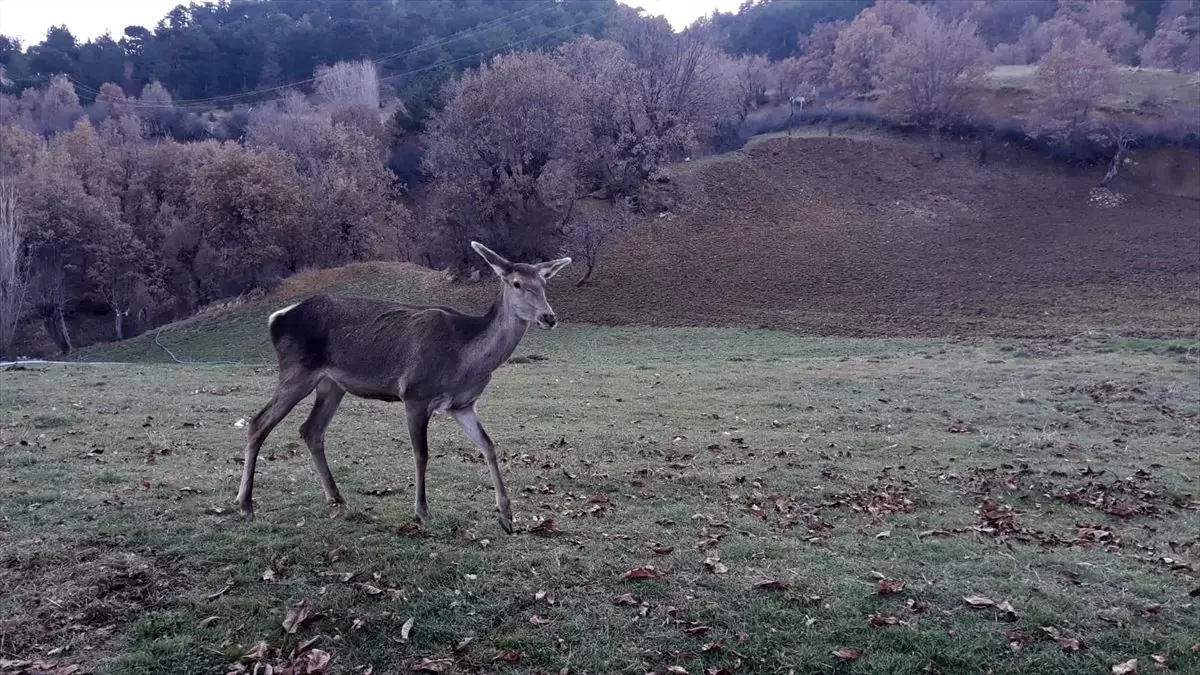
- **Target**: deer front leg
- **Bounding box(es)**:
[450,405,513,535]
[405,401,433,528]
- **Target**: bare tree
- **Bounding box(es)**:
[0,180,27,358]
[315,60,381,110]
[796,20,845,87]
[563,197,633,286]
[1094,121,1139,186]
[877,7,988,159]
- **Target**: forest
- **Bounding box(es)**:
[1,0,1198,357]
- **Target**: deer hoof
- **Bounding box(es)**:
[414,508,432,528]
[239,504,255,521]
[327,501,349,519]
[497,509,514,535]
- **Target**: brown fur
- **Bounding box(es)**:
[235,242,571,533]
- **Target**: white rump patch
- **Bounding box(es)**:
[267,303,300,327]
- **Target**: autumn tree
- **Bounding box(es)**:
[1054,0,1145,64]
[186,142,307,296]
[833,9,897,92]
[1029,39,1117,147]
[877,7,987,158]
[795,20,845,88]
[424,51,586,262]
[1140,0,1200,70]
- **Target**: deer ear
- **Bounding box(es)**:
[537,257,572,280]
[471,241,513,277]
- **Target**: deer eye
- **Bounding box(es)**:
[512,280,522,290]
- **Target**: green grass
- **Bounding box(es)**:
[2,327,1198,675]
[984,65,1200,115]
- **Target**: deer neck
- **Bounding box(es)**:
[465,287,528,374]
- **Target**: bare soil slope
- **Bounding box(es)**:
[547,133,1199,338]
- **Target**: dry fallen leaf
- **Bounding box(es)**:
[613,593,641,606]
[410,657,455,673]
[1057,637,1083,652]
[876,578,906,596]
[702,556,729,574]
[302,649,332,672]
[399,617,415,643]
[282,600,323,634]
[648,542,674,555]
[701,641,722,653]
[529,615,552,628]
[756,579,793,590]
[623,566,663,580]
[1151,654,1168,667]
[398,523,422,537]
[963,595,996,608]
[868,613,901,627]
[530,518,561,534]
[197,615,220,628]
[454,637,474,652]
[683,622,712,636]
[1112,658,1138,674]
[493,651,521,664]
[832,648,863,661]
[328,545,347,562]
[666,667,689,675]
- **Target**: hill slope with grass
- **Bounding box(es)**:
[75,131,1200,363]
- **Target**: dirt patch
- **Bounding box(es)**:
[0,537,194,659]
[545,134,1200,339]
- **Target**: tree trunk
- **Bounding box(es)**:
[576,261,596,287]
[930,125,944,161]
[1101,145,1125,187]
[114,309,125,341]
[38,304,72,355]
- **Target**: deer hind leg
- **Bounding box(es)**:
[404,401,433,528]
[451,405,513,535]
[300,378,347,516]
[236,368,320,520]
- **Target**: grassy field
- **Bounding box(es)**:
[981,65,1200,118]
[2,325,1198,675]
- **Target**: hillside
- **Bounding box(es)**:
[72,130,1199,363]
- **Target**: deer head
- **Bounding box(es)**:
[471,241,571,329]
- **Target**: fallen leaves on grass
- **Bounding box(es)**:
[665,667,688,675]
[398,523,422,537]
[0,662,83,675]
[648,541,674,555]
[683,622,712,636]
[198,615,221,628]
[755,579,792,590]
[399,617,414,643]
[282,600,324,634]
[623,566,663,580]
[963,595,996,608]
[868,613,903,627]
[410,658,455,673]
[1112,659,1138,674]
[328,546,347,562]
[613,593,641,606]
[832,648,862,661]
[1004,630,1035,651]
[492,651,521,664]
[226,638,331,674]
[529,615,552,628]
[876,578,906,596]
[702,556,729,574]
[530,518,562,535]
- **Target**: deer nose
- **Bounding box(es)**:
[539,313,557,328]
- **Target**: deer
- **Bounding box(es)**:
[234,242,572,534]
